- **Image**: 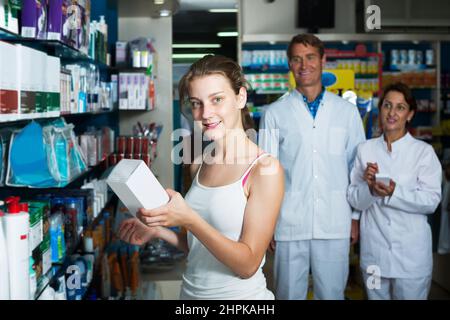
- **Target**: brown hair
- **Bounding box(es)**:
[178,55,255,131]
[378,82,417,131]
[287,34,325,60]
[378,82,417,128]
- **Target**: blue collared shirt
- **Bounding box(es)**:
[302,87,325,119]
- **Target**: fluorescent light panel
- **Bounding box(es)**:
[172,53,212,59]
[217,32,238,37]
[172,44,221,49]
[159,10,171,17]
[209,9,238,13]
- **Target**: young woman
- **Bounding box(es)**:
[347,82,442,300]
[118,55,285,300]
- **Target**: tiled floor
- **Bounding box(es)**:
[262,250,450,300]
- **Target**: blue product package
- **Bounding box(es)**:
[50,212,66,263]
[9,121,57,187]
[54,132,69,183]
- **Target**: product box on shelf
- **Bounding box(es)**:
[21,0,38,38]
[34,50,47,116]
[17,45,37,117]
[47,0,63,41]
[0,0,7,30]
[0,0,20,34]
[61,0,70,44]
[0,41,19,121]
[39,233,51,275]
[78,0,90,55]
[46,56,61,117]
[28,203,44,252]
[115,41,128,67]
[119,73,128,110]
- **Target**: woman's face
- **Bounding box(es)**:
[380,90,414,135]
[188,74,246,141]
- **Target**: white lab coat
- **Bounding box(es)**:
[348,133,442,278]
[259,90,366,241]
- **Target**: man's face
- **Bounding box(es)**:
[289,43,325,89]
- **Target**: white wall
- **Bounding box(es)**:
[240,0,356,36]
[118,12,174,189]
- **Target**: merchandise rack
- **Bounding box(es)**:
[33,193,117,300]
[0,27,108,69]
[0,110,117,125]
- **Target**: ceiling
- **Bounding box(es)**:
[173,0,238,61]
[179,0,237,10]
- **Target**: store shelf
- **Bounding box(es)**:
[242,33,450,44]
[0,157,109,196]
[110,66,149,73]
[0,26,19,39]
[0,110,117,125]
[34,194,115,300]
[0,27,108,68]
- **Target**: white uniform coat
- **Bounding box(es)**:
[348,133,442,278]
[259,90,366,241]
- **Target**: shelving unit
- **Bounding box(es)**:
[0,27,108,69]
[0,2,122,300]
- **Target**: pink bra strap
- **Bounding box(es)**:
[242,153,268,187]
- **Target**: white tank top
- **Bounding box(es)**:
[180,153,274,300]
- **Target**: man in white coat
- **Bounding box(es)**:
[259,34,366,300]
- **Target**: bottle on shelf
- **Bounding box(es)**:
[3,196,30,300]
[0,201,10,300]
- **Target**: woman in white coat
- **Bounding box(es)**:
[348,82,442,300]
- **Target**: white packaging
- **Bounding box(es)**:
[0,214,10,300]
[127,74,135,109]
[0,41,19,121]
[106,159,169,216]
[46,56,61,117]
[4,211,30,300]
[16,45,35,118]
[33,50,47,117]
[119,73,128,110]
[375,173,390,185]
[0,0,6,30]
[139,74,147,110]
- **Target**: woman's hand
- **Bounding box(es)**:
[118,218,159,246]
[372,180,396,198]
[137,189,196,228]
[364,162,379,192]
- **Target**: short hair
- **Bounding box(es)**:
[287,34,325,60]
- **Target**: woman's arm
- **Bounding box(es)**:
[154,225,189,254]
[382,146,442,214]
[118,217,189,254]
[347,146,378,212]
[141,157,285,279]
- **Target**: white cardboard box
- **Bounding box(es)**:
[106,159,169,216]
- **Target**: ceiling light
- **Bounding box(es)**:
[154,0,164,4]
[159,9,171,16]
[172,53,213,59]
[172,44,222,49]
[217,32,238,37]
[209,9,238,13]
